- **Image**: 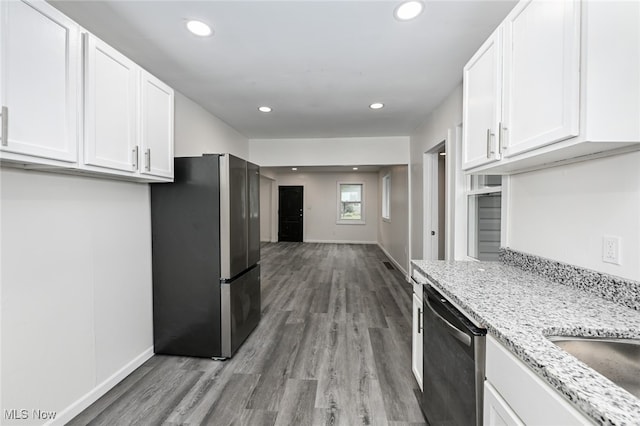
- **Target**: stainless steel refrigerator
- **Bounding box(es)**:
[150,154,261,359]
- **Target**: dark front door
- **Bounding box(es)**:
[278,186,303,242]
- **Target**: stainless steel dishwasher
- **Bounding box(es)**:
[421,284,487,426]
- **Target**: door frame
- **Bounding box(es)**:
[423,142,442,260]
[278,185,304,242]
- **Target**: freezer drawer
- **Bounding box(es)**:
[221,264,261,357]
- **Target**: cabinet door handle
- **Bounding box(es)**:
[418,307,423,333]
[498,122,503,155]
[132,145,139,170]
[486,128,493,158]
[1,106,8,146]
[145,148,151,171]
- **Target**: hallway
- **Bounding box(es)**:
[70,243,426,425]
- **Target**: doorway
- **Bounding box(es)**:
[278,186,304,242]
[423,142,446,260]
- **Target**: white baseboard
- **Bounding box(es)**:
[304,239,377,244]
[377,243,409,279]
[49,346,154,425]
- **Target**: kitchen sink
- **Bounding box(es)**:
[547,336,640,399]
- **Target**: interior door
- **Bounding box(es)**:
[278,186,303,242]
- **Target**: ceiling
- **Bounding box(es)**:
[50,0,517,140]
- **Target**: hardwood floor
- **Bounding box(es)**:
[70,243,426,426]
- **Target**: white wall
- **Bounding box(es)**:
[174,92,249,159]
[508,151,640,281]
[272,171,379,244]
[249,136,409,167]
[260,175,274,242]
[409,84,463,260]
[0,169,153,424]
[378,165,410,275]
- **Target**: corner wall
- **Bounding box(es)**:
[378,165,410,275]
[0,90,250,425]
[174,92,249,159]
[409,84,463,260]
[0,169,153,425]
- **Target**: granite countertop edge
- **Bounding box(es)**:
[410,259,640,426]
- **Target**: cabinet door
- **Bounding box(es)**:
[84,34,138,172]
[140,70,174,179]
[411,292,423,390]
[462,27,503,170]
[0,0,79,162]
[501,0,580,158]
[484,381,525,426]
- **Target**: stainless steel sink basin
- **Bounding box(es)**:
[547,336,640,399]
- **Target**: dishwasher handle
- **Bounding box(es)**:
[425,296,472,347]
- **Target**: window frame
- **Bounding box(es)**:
[382,174,391,222]
[336,181,366,225]
[466,175,502,261]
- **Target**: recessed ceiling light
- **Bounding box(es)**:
[353,167,359,170]
[394,1,424,21]
[186,20,212,37]
[291,167,297,171]
[258,106,272,113]
[369,102,384,110]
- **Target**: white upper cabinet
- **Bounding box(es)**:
[0,0,80,164]
[463,0,640,174]
[140,70,174,179]
[501,0,580,158]
[84,34,139,173]
[0,1,174,181]
[462,28,503,170]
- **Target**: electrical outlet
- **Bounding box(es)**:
[602,235,621,265]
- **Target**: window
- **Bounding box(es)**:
[382,174,391,221]
[337,182,365,224]
[467,175,502,261]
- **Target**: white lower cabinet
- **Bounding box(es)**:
[484,335,592,425]
[411,291,423,390]
[484,381,524,426]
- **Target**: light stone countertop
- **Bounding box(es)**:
[411,259,640,426]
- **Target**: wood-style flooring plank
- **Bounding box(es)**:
[237,408,278,426]
[65,364,155,425]
[273,379,318,426]
[162,358,231,424]
[200,373,261,424]
[289,314,333,380]
[369,327,425,423]
[244,322,304,410]
[80,360,202,425]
